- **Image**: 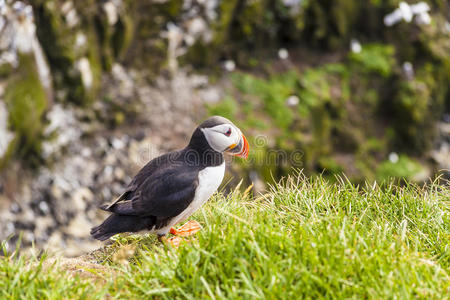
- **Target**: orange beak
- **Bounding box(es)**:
[235,134,249,159]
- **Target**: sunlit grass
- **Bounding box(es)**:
[1,175,449,299]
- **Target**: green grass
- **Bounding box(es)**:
[1,175,449,299]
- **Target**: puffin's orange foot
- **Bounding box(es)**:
[169,220,202,237]
[167,236,182,247]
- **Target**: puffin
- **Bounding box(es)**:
[90,116,249,244]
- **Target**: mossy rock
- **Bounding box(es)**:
[122,0,184,74]
[111,13,135,60]
[186,0,308,68]
[389,63,446,154]
[302,0,362,49]
[94,3,135,71]
[3,54,49,167]
[33,0,104,105]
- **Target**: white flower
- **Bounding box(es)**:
[278,48,289,60]
[286,95,299,107]
[384,1,431,27]
[75,32,87,49]
[410,2,430,15]
[402,61,414,79]
[223,60,235,72]
[350,39,361,53]
[384,8,403,26]
[415,12,431,25]
[399,2,413,23]
[389,152,399,163]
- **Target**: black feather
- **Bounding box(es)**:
[90,214,156,241]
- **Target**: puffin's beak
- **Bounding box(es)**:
[227,134,249,159]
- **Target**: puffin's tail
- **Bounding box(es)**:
[90,214,154,241]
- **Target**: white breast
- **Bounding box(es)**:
[155,162,225,235]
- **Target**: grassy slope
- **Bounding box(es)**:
[1,175,449,299]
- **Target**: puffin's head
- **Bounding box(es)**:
[198,116,249,158]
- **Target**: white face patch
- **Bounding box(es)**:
[201,124,241,152]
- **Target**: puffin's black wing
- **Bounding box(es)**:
[132,166,199,217]
[101,151,182,210]
[102,162,199,218]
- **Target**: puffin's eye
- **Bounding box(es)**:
[225,128,232,137]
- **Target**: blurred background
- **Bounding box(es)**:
[0,0,448,256]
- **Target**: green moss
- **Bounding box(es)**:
[34,0,101,105]
[128,0,185,74]
[94,3,136,70]
[86,30,103,101]
[112,14,135,60]
[189,0,307,67]
[349,44,396,77]
[390,63,446,153]
[218,69,346,178]
[231,71,298,130]
[209,48,429,182]
[419,14,450,63]
[3,55,49,165]
[181,41,216,69]
[212,0,241,51]
[298,67,331,115]
[355,138,386,180]
[94,12,114,72]
[376,155,426,181]
[156,0,183,18]
[34,1,78,71]
[0,63,13,78]
[317,156,344,175]
[206,96,238,120]
[303,0,362,49]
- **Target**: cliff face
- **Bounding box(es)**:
[0,0,448,255]
[0,0,448,174]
